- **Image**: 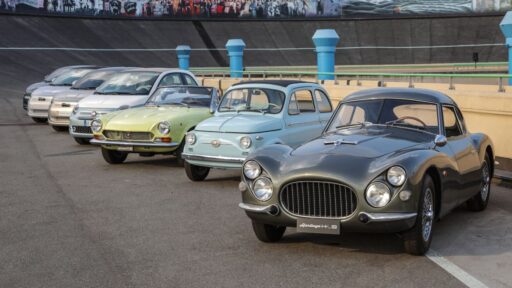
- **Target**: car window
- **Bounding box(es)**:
[159,73,183,87]
[443,106,463,137]
[95,72,159,95]
[218,88,285,114]
[315,90,332,113]
[289,90,315,114]
[183,74,197,86]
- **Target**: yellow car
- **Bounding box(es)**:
[90,86,219,164]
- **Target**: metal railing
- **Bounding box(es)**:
[190,68,512,92]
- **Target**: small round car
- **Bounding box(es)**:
[238,88,494,255]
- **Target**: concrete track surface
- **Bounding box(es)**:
[1,74,512,287]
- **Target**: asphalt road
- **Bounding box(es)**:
[1,91,511,288]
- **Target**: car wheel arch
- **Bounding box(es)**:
[425,166,442,220]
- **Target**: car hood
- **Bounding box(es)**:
[103,106,208,131]
[78,94,150,110]
[54,89,96,102]
[196,113,282,133]
[31,85,71,96]
[26,82,48,93]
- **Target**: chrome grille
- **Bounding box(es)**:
[72,126,92,134]
[103,130,153,141]
[280,181,357,218]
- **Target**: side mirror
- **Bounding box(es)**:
[434,135,447,147]
[72,80,77,86]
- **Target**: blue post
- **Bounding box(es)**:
[176,45,191,70]
[500,12,512,85]
[312,29,340,80]
[225,39,246,78]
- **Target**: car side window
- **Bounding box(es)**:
[159,73,183,87]
[314,90,332,113]
[454,106,467,134]
[443,106,463,137]
[289,90,315,115]
[183,74,198,86]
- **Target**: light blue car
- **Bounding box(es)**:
[182,80,334,181]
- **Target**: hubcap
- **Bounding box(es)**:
[422,188,434,242]
[481,161,490,201]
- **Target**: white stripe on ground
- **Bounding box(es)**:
[426,249,489,288]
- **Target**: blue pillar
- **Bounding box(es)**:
[312,29,340,80]
[500,12,512,85]
[225,39,246,78]
[176,45,191,70]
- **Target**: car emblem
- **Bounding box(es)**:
[211,140,221,148]
[38,97,46,101]
[125,132,132,139]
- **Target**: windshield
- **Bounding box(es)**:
[72,70,118,90]
[44,66,73,82]
[51,68,95,86]
[218,88,285,114]
[327,99,440,134]
[146,87,213,107]
[95,72,159,95]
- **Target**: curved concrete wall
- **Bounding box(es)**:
[0,14,507,90]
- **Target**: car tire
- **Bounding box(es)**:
[251,221,286,243]
[184,162,210,181]
[51,125,68,132]
[31,117,47,123]
[466,154,491,212]
[403,174,435,255]
[101,147,128,164]
[73,137,90,145]
[174,142,185,167]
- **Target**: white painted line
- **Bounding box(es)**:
[426,249,489,288]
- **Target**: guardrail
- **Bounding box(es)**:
[190,68,512,92]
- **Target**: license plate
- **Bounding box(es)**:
[58,111,71,117]
[117,146,133,152]
[296,218,340,235]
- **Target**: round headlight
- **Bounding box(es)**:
[243,160,261,179]
[91,119,102,133]
[253,177,273,201]
[72,104,79,115]
[186,132,196,145]
[387,166,406,186]
[365,182,391,208]
[158,121,170,134]
[240,136,252,149]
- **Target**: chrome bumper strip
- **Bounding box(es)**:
[358,212,417,223]
[239,203,279,215]
[90,139,179,148]
[182,153,245,163]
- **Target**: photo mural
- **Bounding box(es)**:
[1,0,511,18]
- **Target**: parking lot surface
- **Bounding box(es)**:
[1,90,511,288]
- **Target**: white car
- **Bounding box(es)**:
[48,67,129,132]
[69,68,199,144]
[27,66,99,123]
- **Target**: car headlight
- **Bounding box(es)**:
[240,136,252,149]
[253,177,273,201]
[158,121,170,134]
[186,132,196,145]
[91,119,102,133]
[243,160,261,179]
[387,166,406,186]
[72,104,79,115]
[365,182,391,208]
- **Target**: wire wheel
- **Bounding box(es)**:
[422,188,434,242]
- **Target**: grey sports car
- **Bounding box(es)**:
[238,88,494,255]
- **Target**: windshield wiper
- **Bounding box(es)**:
[166,102,189,108]
[336,122,373,129]
[385,119,425,130]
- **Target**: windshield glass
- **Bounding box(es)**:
[147,87,213,107]
[72,70,118,90]
[95,72,159,95]
[51,68,95,86]
[327,99,439,134]
[218,88,285,114]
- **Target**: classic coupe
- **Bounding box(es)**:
[182,80,333,181]
[69,68,198,144]
[238,88,494,255]
[90,86,218,164]
[48,67,128,132]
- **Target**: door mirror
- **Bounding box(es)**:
[72,80,78,86]
[434,135,447,147]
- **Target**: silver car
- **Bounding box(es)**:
[23,65,97,112]
[69,68,199,144]
[27,66,100,123]
[48,67,130,132]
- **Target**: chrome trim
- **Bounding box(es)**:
[90,139,179,147]
[182,153,245,163]
[358,212,417,223]
[238,203,279,215]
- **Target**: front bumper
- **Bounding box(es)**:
[48,105,74,126]
[28,97,52,118]
[182,153,245,168]
[90,139,179,152]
